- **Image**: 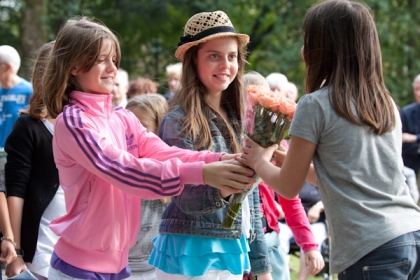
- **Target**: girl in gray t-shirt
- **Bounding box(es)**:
[125,94,170,279]
[239,1,420,279]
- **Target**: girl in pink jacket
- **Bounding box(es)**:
[42,17,255,279]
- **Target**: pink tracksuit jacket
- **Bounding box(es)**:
[50,91,223,273]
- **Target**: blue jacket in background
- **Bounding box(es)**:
[0,78,32,147]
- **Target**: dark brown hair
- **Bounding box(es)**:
[303,0,395,135]
[43,17,121,118]
[21,41,55,119]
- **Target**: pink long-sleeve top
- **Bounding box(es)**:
[258,182,318,253]
[50,91,223,273]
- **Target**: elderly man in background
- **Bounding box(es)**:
[401,74,420,187]
[0,45,33,148]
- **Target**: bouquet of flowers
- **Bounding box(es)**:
[221,85,297,229]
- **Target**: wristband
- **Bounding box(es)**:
[0,236,16,247]
[15,248,24,257]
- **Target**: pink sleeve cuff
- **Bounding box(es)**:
[302,244,319,253]
[179,161,205,185]
[203,152,224,163]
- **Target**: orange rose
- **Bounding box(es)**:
[277,97,297,117]
[247,85,261,106]
[259,93,281,110]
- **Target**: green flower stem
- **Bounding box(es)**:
[221,175,261,229]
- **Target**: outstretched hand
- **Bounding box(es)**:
[203,159,255,193]
[239,136,278,171]
[220,153,241,161]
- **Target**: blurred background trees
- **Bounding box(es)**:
[1,0,419,106]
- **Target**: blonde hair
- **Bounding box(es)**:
[43,17,121,118]
[243,71,270,90]
[126,93,168,130]
[170,38,247,153]
[166,62,182,77]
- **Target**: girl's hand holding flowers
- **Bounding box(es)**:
[241,136,278,172]
[203,159,255,194]
[221,85,296,228]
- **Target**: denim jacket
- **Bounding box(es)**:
[158,105,271,275]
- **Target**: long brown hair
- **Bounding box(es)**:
[303,0,395,135]
[43,17,121,118]
[21,41,55,119]
[169,38,247,153]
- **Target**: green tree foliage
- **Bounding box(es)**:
[1,0,419,106]
[369,0,420,105]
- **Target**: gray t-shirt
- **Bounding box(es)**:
[289,87,420,274]
[128,199,168,273]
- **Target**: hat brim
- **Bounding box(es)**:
[175,32,250,61]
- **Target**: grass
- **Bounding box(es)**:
[288,253,319,280]
[288,253,337,280]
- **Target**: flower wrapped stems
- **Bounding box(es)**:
[221,85,296,229]
[222,175,262,229]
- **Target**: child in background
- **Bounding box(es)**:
[243,71,323,279]
[5,41,62,280]
[42,17,255,279]
[239,0,420,279]
[149,11,272,280]
[125,94,170,280]
[163,62,182,101]
[277,182,327,280]
[126,94,168,136]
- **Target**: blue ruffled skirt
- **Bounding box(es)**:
[148,233,250,277]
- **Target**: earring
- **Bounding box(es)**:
[319,79,326,89]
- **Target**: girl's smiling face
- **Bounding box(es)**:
[71,38,117,95]
[195,37,239,97]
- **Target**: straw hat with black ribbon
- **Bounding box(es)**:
[175,11,250,61]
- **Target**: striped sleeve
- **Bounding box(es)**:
[54,105,204,199]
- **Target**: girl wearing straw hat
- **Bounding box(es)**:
[148,11,272,280]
